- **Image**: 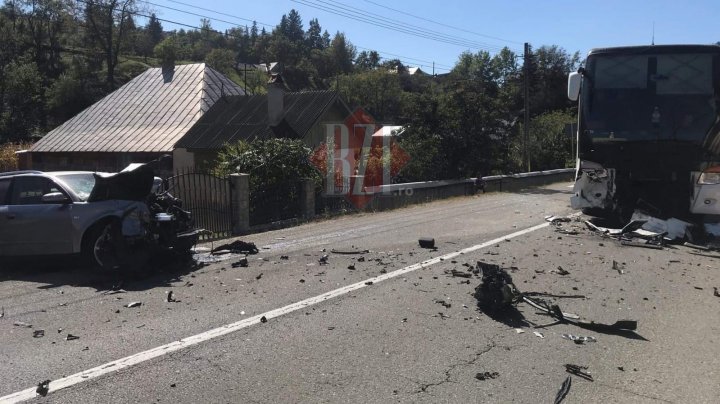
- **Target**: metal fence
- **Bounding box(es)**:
[166,169,233,241]
[250,181,302,226]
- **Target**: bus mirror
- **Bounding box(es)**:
[568,72,581,101]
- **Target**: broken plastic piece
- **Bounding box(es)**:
[14,321,32,328]
[319,254,329,265]
[554,376,572,404]
[533,331,545,339]
[125,302,142,308]
[33,330,45,338]
[418,237,435,248]
[565,364,594,381]
[561,334,597,344]
[65,334,79,341]
[231,257,249,268]
[211,240,259,254]
[36,380,50,397]
[331,248,370,254]
[475,371,499,381]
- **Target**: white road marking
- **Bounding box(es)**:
[0,220,554,403]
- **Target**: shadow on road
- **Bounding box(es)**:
[0,252,204,292]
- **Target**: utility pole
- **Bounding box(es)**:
[523,42,530,172]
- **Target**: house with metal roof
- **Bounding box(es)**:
[28,63,245,172]
[174,75,354,168]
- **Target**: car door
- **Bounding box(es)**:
[2,176,74,256]
[0,177,12,255]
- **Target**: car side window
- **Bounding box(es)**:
[9,177,63,205]
[0,178,10,204]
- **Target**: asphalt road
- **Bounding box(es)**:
[1,182,719,403]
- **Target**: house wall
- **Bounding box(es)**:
[303,101,354,147]
[173,148,195,171]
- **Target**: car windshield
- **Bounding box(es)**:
[55,173,96,201]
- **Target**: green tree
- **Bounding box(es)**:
[355,50,380,71]
[205,48,235,76]
[511,110,575,171]
[328,32,355,75]
[154,36,178,67]
[83,0,139,90]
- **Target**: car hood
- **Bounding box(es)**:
[87,163,155,202]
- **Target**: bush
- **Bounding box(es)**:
[0,142,33,172]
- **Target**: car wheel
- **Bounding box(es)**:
[83,221,122,270]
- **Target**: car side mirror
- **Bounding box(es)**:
[568,72,581,101]
[42,192,71,204]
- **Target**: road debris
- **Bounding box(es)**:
[14,321,32,328]
[0,306,4,319]
[515,328,525,334]
[475,371,499,381]
[211,240,259,254]
[331,248,370,254]
[474,262,520,312]
[450,269,472,278]
[260,316,267,323]
[319,254,329,265]
[554,376,572,404]
[714,287,720,297]
[166,291,177,303]
[561,334,597,344]
[280,255,289,260]
[434,299,452,309]
[533,331,545,339]
[348,264,356,270]
[65,334,79,341]
[546,215,572,224]
[612,260,624,274]
[555,266,570,276]
[256,273,263,280]
[231,258,249,268]
[418,237,435,249]
[125,302,142,308]
[565,364,594,381]
[33,330,45,338]
[36,380,50,397]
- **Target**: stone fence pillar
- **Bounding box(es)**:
[230,173,250,234]
[299,179,316,220]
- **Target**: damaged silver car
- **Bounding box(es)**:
[0,160,201,270]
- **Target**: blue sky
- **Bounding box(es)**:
[144,0,720,73]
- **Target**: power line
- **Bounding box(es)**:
[362,0,523,45]
[160,0,273,28]
[291,0,520,53]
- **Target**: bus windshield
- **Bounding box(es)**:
[582,52,719,143]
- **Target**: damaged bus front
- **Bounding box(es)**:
[568,45,720,219]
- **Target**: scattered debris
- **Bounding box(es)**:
[331,248,370,254]
[14,321,32,328]
[365,281,374,285]
[620,240,664,250]
[533,331,545,339]
[358,257,366,262]
[231,258,249,268]
[555,266,570,276]
[255,273,263,280]
[475,371,499,381]
[546,215,572,225]
[65,334,79,341]
[36,380,50,397]
[166,291,177,303]
[319,255,329,265]
[565,364,594,382]
[348,264,356,270]
[515,328,525,334]
[561,334,597,344]
[33,330,45,338]
[125,302,142,308]
[211,240,259,255]
[714,287,720,297]
[418,237,435,249]
[434,299,452,309]
[554,376,572,404]
[0,306,4,319]
[280,255,289,260]
[612,260,624,274]
[474,262,520,312]
[450,269,472,278]
[260,316,267,323]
